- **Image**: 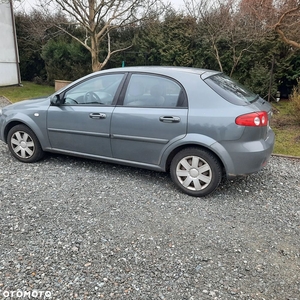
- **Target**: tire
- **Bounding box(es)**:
[170,147,222,197]
[7,125,44,163]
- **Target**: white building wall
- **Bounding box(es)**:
[0,1,20,86]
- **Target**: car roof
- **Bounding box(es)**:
[61,66,222,93]
[96,66,220,77]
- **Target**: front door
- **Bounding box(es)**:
[47,73,125,158]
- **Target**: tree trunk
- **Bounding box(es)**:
[212,41,223,73]
[91,35,101,72]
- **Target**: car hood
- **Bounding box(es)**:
[3,97,50,111]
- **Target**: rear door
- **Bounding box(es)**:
[111,73,188,166]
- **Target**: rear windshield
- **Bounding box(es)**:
[204,73,258,105]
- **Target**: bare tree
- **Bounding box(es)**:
[240,0,300,49]
[273,1,300,49]
[38,0,164,72]
[184,0,228,72]
[184,0,263,76]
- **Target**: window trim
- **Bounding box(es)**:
[116,72,188,108]
[57,72,128,106]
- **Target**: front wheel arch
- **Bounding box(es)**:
[4,121,24,144]
[7,124,44,163]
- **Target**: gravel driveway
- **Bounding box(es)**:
[0,97,299,299]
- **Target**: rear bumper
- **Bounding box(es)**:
[212,129,275,178]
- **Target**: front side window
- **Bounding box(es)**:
[204,73,258,106]
[64,74,124,105]
[123,74,185,107]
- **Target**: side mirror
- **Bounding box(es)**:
[50,94,63,106]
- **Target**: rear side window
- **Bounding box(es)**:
[204,73,258,106]
[123,74,186,108]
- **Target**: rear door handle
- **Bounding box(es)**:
[159,116,181,123]
[89,113,106,119]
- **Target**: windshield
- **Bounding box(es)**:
[204,73,258,105]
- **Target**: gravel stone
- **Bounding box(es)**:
[0,96,11,107]
[0,97,299,299]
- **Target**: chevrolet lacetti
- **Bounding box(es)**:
[0,67,275,197]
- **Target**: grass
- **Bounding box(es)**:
[1,82,299,157]
[0,81,54,102]
[271,100,300,157]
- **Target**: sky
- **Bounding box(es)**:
[169,0,186,10]
[15,0,186,12]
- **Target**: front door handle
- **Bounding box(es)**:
[159,116,181,123]
[89,113,106,119]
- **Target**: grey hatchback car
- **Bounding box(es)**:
[0,66,275,197]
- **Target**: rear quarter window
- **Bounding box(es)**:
[204,73,258,106]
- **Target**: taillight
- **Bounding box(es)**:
[235,111,268,127]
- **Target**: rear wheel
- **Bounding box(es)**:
[7,125,44,163]
[170,148,222,197]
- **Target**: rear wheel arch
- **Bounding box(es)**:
[165,144,225,174]
[168,146,224,197]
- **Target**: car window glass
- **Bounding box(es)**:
[204,73,258,105]
[64,74,124,105]
[123,74,183,107]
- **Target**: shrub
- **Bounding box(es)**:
[290,79,300,123]
[33,76,43,85]
[41,39,91,85]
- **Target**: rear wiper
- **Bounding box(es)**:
[250,94,260,103]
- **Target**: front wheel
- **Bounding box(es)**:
[7,125,44,163]
[170,148,222,197]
